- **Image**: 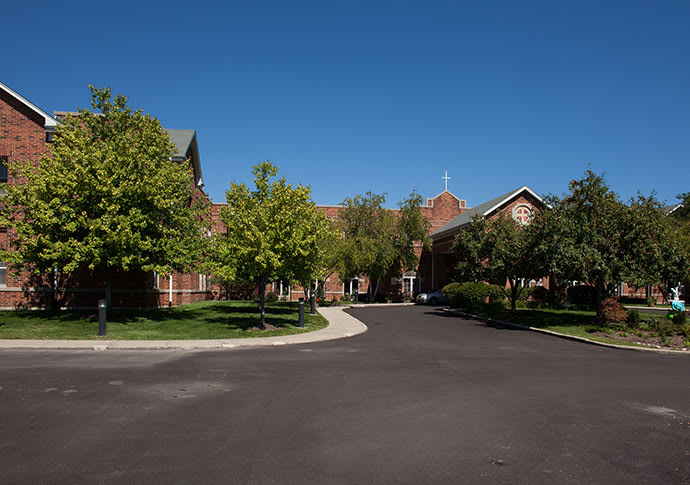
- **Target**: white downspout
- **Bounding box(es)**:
[169,273,173,306]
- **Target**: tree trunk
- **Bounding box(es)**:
[51,267,59,310]
[374,278,381,303]
[509,278,517,311]
[257,276,266,329]
[656,284,669,302]
[594,280,604,312]
[105,269,113,311]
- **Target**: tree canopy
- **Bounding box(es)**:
[530,170,685,311]
[0,86,209,308]
[452,213,539,310]
[337,191,430,301]
[213,161,335,328]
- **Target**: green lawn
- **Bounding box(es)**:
[475,307,671,349]
[0,300,328,340]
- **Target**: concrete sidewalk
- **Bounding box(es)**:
[0,306,368,351]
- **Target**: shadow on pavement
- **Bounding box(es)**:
[423,308,528,331]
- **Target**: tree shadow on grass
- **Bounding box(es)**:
[2,301,303,331]
[201,315,299,330]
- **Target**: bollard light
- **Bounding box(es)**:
[310,293,316,315]
[98,299,107,337]
[298,297,305,328]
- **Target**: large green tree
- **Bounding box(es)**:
[284,197,340,301]
[213,161,332,328]
[396,191,432,272]
[337,191,430,301]
[453,213,539,310]
[530,170,676,312]
[0,86,209,308]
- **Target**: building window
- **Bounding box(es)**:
[0,156,7,181]
[0,261,6,286]
[513,205,532,225]
[344,277,359,296]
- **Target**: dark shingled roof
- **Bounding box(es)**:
[165,129,196,158]
[430,185,543,239]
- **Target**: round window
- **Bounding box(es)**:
[513,205,532,224]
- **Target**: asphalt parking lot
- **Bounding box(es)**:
[1,305,689,483]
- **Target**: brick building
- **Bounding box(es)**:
[2,81,679,308]
[426,186,546,291]
[0,81,213,309]
[235,189,469,302]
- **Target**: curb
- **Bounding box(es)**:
[0,306,368,352]
[443,308,690,356]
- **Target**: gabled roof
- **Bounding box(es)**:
[165,129,196,158]
[663,203,683,216]
[0,81,59,131]
[430,185,543,240]
[429,189,461,201]
[164,128,204,187]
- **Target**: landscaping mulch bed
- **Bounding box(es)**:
[470,306,690,351]
[591,328,690,351]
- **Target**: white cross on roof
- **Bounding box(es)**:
[442,170,451,191]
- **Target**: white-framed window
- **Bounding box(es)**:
[153,271,159,289]
[0,261,7,286]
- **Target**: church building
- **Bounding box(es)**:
[0,80,548,307]
[5,81,668,309]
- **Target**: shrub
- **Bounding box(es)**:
[654,320,675,338]
[680,323,690,339]
[670,310,687,326]
[646,296,656,307]
[255,291,279,303]
[456,282,492,309]
[485,300,507,314]
[597,297,627,323]
[626,310,641,330]
[488,285,506,303]
[441,283,463,307]
[517,286,533,302]
[529,285,549,304]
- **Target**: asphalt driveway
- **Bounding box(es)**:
[1,305,689,483]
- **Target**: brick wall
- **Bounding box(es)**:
[0,88,214,309]
[427,190,548,291]
[210,190,466,302]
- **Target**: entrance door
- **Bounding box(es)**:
[403,276,418,299]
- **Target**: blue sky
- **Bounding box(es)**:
[3,1,688,207]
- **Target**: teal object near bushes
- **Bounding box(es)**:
[671,300,685,312]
